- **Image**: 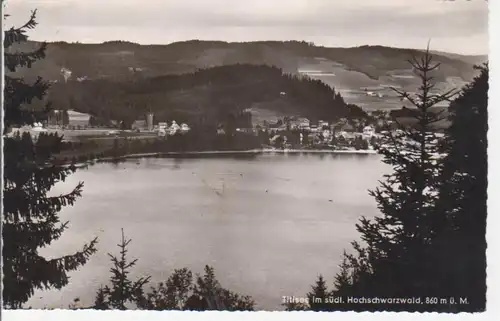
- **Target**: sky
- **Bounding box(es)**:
[3,0,489,55]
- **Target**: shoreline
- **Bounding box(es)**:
[70,148,379,168]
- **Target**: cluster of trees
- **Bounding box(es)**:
[290,51,488,312]
[89,230,254,311]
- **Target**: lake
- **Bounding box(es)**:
[27,153,390,310]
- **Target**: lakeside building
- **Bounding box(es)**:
[236,128,257,135]
[169,121,180,135]
[146,113,154,132]
[318,120,329,128]
[132,120,147,132]
[67,110,91,129]
[299,118,311,130]
[180,123,191,133]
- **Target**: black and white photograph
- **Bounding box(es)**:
[1,0,491,316]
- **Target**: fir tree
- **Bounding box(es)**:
[3,10,98,308]
[307,275,331,311]
[3,9,50,133]
[431,64,488,311]
[97,229,151,310]
[94,286,109,310]
[331,47,459,312]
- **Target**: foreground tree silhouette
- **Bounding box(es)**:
[94,230,255,311]
[94,229,150,310]
[3,10,97,308]
[138,265,254,311]
[307,275,331,311]
[431,64,488,311]
[329,48,460,312]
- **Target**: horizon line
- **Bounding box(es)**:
[26,38,488,57]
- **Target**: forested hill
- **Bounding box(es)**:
[45,64,365,126]
[10,40,481,84]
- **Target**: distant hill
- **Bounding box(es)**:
[8,40,482,114]
[427,50,488,66]
[44,64,366,126]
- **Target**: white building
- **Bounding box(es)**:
[158,122,168,130]
[158,128,167,137]
[169,121,180,135]
[318,120,329,128]
[180,123,191,133]
[298,118,310,130]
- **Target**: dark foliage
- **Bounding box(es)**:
[93,229,150,310]
[3,10,98,308]
[301,48,485,312]
[137,265,255,311]
[431,64,488,311]
[307,275,331,311]
[3,9,50,132]
[3,131,98,308]
[93,232,255,311]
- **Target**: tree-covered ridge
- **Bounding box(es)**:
[8,40,479,85]
[47,64,366,127]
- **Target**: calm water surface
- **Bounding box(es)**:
[29,153,389,310]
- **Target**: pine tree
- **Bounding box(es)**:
[307,275,330,311]
[94,286,109,310]
[97,229,151,310]
[331,47,459,311]
[3,9,50,133]
[3,10,98,308]
[431,64,488,311]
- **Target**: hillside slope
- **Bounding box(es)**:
[44,64,364,126]
[9,40,484,112]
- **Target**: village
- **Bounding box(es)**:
[7,108,388,152]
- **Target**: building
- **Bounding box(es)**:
[169,120,180,135]
[132,120,147,132]
[310,125,320,133]
[236,128,257,135]
[158,122,168,130]
[318,120,329,128]
[322,129,332,140]
[146,113,154,132]
[180,123,191,133]
[67,110,91,129]
[298,118,310,130]
[158,128,167,137]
